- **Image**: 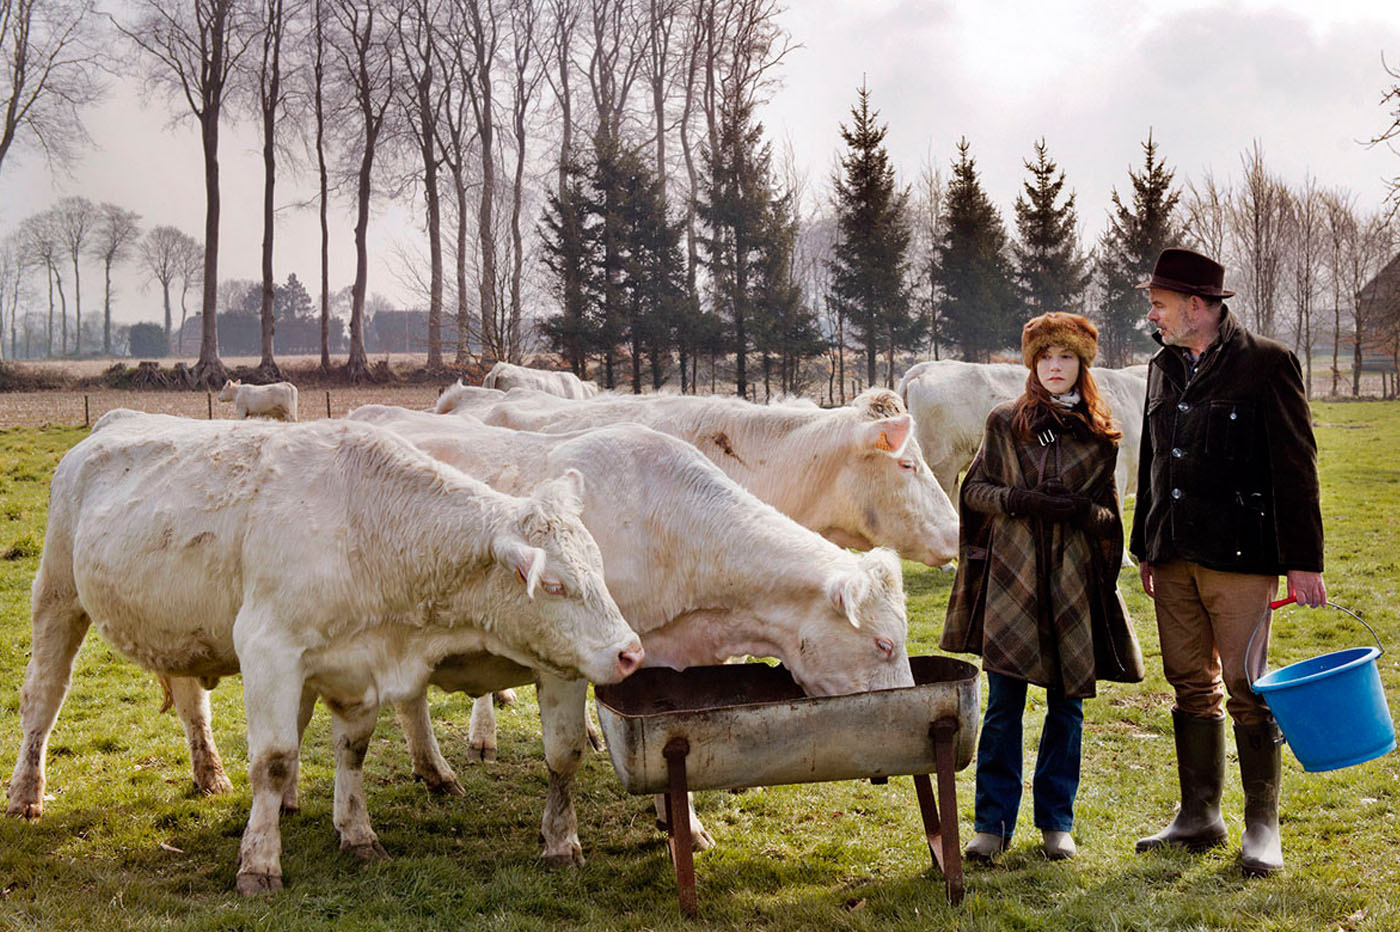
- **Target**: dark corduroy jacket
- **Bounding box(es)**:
[1129,307,1324,575]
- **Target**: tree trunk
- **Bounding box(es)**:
[259,103,280,377]
[195,109,226,386]
[453,171,471,365]
[102,259,113,355]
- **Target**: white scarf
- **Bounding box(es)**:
[1050,389,1081,409]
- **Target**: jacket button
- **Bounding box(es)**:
[1230,411,1238,420]
[1171,488,1183,500]
[1178,402,1190,412]
[1171,447,1184,458]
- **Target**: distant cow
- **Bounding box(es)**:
[897,360,1147,505]
[433,382,506,414]
[6,411,640,893]
[217,379,299,421]
[481,361,600,399]
[473,387,960,567]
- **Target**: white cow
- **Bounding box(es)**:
[433,381,506,414]
[897,360,1147,505]
[474,387,960,566]
[6,412,642,893]
[216,378,299,421]
[481,361,601,399]
[348,405,915,860]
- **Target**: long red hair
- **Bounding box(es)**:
[1010,362,1122,443]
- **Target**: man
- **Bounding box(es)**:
[1130,247,1325,878]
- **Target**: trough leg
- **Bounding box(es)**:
[663,737,697,917]
[932,717,964,904]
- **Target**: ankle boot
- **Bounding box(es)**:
[1237,720,1284,877]
[1136,709,1229,852]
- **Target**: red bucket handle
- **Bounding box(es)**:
[1247,598,1383,689]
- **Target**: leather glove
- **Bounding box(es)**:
[1006,488,1091,522]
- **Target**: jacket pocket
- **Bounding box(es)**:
[1204,400,1255,462]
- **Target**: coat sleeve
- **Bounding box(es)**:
[1128,381,1154,562]
[1265,351,1324,572]
[961,413,1015,516]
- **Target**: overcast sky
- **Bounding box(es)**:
[2,0,1398,329]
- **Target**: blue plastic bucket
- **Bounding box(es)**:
[1250,601,1396,772]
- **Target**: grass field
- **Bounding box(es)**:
[0,403,1397,931]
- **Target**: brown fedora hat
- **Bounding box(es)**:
[1135,247,1235,298]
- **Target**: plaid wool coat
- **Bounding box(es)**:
[941,401,1145,699]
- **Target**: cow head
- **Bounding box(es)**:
[784,548,914,696]
[217,378,241,402]
[488,469,643,685]
[822,408,960,566]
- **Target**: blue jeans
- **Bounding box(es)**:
[973,670,1084,838]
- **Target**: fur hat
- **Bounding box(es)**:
[1021,312,1099,369]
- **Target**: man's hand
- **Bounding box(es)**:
[1286,569,1326,607]
[1140,561,1155,599]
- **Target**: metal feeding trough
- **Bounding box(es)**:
[594,655,980,915]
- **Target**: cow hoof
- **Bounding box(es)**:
[236,871,283,895]
[692,828,716,852]
[342,838,389,861]
[467,744,497,763]
[5,801,42,821]
[196,773,234,796]
[540,846,585,868]
[494,689,517,707]
[422,774,467,797]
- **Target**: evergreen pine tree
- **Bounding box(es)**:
[935,138,1018,361]
[697,95,774,397]
[1013,139,1090,315]
[828,83,914,387]
[1095,131,1182,365]
[753,188,823,398]
[540,157,599,377]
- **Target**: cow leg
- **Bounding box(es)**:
[165,676,235,796]
[467,694,498,762]
[396,691,466,796]
[536,673,588,867]
[329,699,388,861]
[6,570,90,821]
[281,686,318,813]
[234,623,304,895]
[652,792,716,852]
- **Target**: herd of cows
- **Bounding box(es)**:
[5,359,1148,894]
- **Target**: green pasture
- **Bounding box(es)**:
[0,404,1397,931]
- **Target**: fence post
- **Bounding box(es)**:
[325,390,331,419]
[84,395,89,427]
[207,392,212,419]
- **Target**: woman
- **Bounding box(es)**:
[941,312,1144,862]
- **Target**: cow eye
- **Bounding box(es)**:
[898,458,916,471]
[542,579,566,597]
[875,637,895,656]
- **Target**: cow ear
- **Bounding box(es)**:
[535,468,585,514]
[495,538,545,599]
[826,572,866,629]
[860,414,911,455]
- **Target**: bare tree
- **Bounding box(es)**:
[309,0,332,369]
[89,202,142,355]
[503,0,546,357]
[1286,177,1324,396]
[327,0,396,380]
[117,0,252,384]
[394,0,448,369]
[1228,141,1292,337]
[432,0,480,366]
[460,0,504,360]
[0,0,105,179]
[175,229,204,353]
[1321,189,1356,396]
[246,0,304,378]
[140,224,189,349]
[16,209,57,355]
[1370,53,1400,214]
[0,235,25,361]
[52,194,95,355]
[1341,209,1394,395]
[1181,169,1229,261]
